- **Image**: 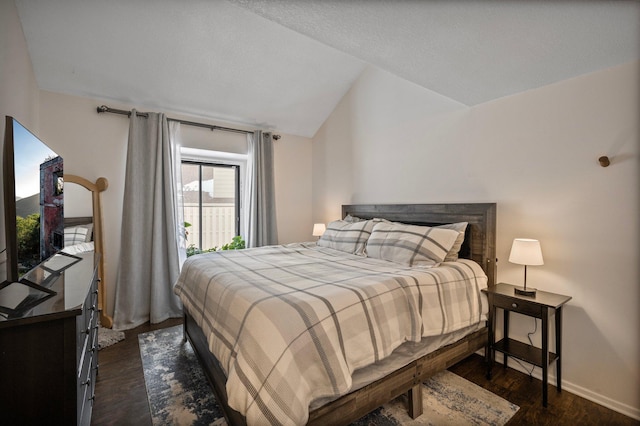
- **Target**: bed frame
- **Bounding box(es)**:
[183,203,496,425]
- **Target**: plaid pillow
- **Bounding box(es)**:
[64,226,89,246]
[318,219,377,255]
[366,222,459,267]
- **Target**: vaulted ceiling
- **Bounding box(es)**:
[15,0,640,137]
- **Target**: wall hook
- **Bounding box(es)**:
[598,156,610,167]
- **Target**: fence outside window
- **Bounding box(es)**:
[183,203,235,250]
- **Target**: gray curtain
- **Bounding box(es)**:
[244,130,278,248]
[113,110,184,330]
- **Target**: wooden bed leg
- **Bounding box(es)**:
[408,384,423,419]
[182,314,187,343]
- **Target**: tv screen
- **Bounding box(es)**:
[3,116,65,283]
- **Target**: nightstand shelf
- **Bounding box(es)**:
[494,338,558,368]
[483,282,572,407]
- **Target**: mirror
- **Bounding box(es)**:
[63,175,111,328]
[65,183,92,218]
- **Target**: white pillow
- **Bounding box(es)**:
[343,214,363,223]
[366,222,459,267]
[64,226,89,247]
[436,222,468,262]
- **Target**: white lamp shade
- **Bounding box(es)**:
[312,223,326,237]
[509,238,544,266]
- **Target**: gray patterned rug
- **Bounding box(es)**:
[98,325,125,350]
[139,326,518,425]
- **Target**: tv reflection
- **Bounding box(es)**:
[17,156,64,276]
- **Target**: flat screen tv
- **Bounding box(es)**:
[2,116,74,291]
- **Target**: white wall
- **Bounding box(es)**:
[312,64,639,418]
[0,0,40,282]
[37,90,313,322]
[274,133,313,244]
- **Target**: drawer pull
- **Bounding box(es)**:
[511,303,518,308]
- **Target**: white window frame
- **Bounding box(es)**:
[180,147,248,241]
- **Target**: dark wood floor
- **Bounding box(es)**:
[92,318,184,426]
[448,355,638,425]
[92,319,638,426]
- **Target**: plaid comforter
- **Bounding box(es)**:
[174,243,487,425]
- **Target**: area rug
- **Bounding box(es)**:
[139,326,519,426]
[98,325,125,350]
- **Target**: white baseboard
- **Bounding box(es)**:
[561,380,640,421]
[487,352,640,421]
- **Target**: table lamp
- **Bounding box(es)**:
[509,238,544,296]
[312,223,326,239]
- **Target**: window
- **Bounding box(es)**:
[181,161,240,252]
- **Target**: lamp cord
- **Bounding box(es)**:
[527,317,538,347]
[510,318,537,379]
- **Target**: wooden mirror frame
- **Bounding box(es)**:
[64,175,112,328]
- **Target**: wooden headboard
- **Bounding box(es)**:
[64,216,93,228]
[342,203,497,286]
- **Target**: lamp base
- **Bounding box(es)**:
[514,286,537,297]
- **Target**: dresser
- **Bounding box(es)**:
[0,252,99,425]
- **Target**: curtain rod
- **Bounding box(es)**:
[96,105,281,139]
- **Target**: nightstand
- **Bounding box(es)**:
[482,283,572,407]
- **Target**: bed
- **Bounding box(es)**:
[176,203,496,425]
